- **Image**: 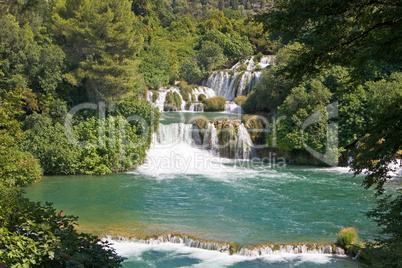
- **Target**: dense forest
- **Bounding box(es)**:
[0,0,401,266]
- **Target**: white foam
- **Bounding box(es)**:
[109,239,335,267]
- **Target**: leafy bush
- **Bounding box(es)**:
[195,115,209,130]
[0,151,42,187]
[237,64,248,71]
[173,92,182,109]
[202,96,227,111]
[179,81,197,101]
[198,41,228,73]
[152,91,159,102]
[179,59,204,84]
[198,94,207,102]
[0,186,124,267]
[234,95,247,105]
[21,100,160,175]
[242,91,257,113]
[254,52,263,63]
[337,227,358,250]
[21,113,81,175]
[164,91,182,111]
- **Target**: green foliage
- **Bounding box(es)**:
[234,95,247,105]
[21,113,81,175]
[0,89,42,187]
[203,29,254,63]
[0,187,124,267]
[254,52,263,63]
[202,96,227,111]
[361,194,402,267]
[242,91,257,113]
[179,59,204,84]
[173,92,182,110]
[336,227,358,251]
[352,76,402,196]
[0,14,65,95]
[198,41,228,73]
[198,94,207,102]
[195,115,209,130]
[51,0,144,100]
[152,91,159,102]
[139,40,172,89]
[179,81,193,101]
[249,43,300,112]
[21,99,159,175]
[164,91,182,111]
[254,0,402,81]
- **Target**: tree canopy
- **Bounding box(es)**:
[254,0,402,81]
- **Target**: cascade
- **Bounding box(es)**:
[149,86,216,112]
[202,123,219,155]
[189,103,204,112]
[144,121,256,162]
[155,123,193,146]
[224,102,244,113]
[235,123,256,159]
[203,55,273,101]
[107,234,345,256]
[191,86,216,100]
[151,87,186,112]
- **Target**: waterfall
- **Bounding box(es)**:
[191,86,216,100]
[150,122,255,161]
[203,71,263,101]
[189,103,204,112]
[147,91,153,102]
[149,86,216,111]
[107,234,345,256]
[155,123,193,146]
[151,87,186,112]
[237,244,345,257]
[224,102,243,114]
[203,55,273,101]
[203,71,238,101]
[202,123,219,155]
[236,124,255,159]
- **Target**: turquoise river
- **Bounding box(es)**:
[24,112,385,267]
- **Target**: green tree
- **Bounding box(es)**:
[51,0,144,101]
[0,14,65,95]
[0,186,124,267]
[254,0,402,81]
[0,89,42,187]
[198,41,228,73]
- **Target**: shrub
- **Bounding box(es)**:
[173,92,182,109]
[179,81,193,101]
[234,95,247,105]
[152,91,159,102]
[198,94,207,102]
[242,91,257,113]
[21,100,160,175]
[0,150,42,187]
[195,115,209,130]
[0,187,124,267]
[237,63,248,71]
[337,227,358,250]
[202,96,227,111]
[164,91,182,111]
[255,64,262,71]
[254,52,263,63]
